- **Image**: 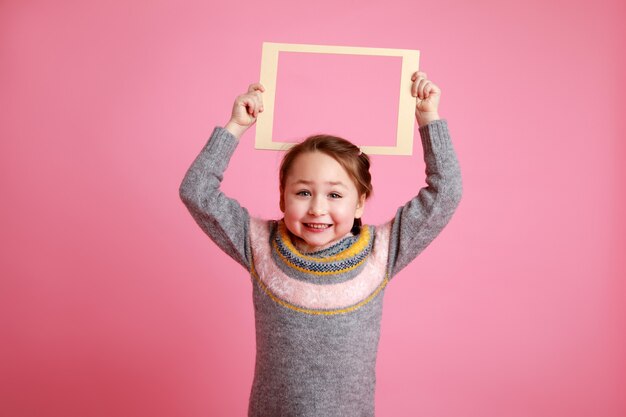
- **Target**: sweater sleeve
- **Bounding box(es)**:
[179,126,251,270]
[386,119,463,280]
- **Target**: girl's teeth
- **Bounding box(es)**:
[306,223,329,229]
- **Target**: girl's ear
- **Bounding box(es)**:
[355,194,366,219]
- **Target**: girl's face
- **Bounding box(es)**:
[282,151,365,252]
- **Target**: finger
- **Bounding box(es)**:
[242,97,256,116]
[418,79,430,99]
[240,92,258,117]
[415,78,423,99]
[248,83,265,93]
[411,70,426,80]
[423,83,434,99]
[413,72,430,97]
[254,102,262,118]
[253,90,264,107]
[418,79,426,99]
[412,75,424,97]
[251,95,263,118]
[258,95,264,112]
[251,93,263,115]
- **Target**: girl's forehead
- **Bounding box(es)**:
[290,151,343,172]
[287,152,354,184]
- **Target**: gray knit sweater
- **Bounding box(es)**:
[179,120,462,416]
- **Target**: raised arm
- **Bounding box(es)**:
[386,72,463,279]
[179,83,266,270]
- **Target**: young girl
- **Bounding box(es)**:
[180,71,462,417]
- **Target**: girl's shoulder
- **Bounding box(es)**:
[249,217,275,242]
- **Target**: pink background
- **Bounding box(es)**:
[1,0,625,416]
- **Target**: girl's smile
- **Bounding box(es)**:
[303,223,331,231]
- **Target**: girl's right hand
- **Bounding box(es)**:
[411,71,441,127]
[225,83,265,138]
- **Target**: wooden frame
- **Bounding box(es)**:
[255,42,420,155]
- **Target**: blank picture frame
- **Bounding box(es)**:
[255,42,420,156]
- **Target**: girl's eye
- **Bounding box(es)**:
[329,193,342,199]
[296,190,311,197]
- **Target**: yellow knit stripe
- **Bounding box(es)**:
[250,262,388,316]
[272,239,367,276]
[277,221,372,263]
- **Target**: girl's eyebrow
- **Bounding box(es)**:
[293,179,348,188]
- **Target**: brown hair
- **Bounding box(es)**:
[279,134,373,212]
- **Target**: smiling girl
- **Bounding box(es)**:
[179,71,462,417]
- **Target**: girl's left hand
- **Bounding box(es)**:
[411,71,441,126]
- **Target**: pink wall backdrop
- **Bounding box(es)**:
[2,0,625,416]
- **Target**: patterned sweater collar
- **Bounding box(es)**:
[272,220,374,277]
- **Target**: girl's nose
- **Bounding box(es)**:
[308,197,327,216]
